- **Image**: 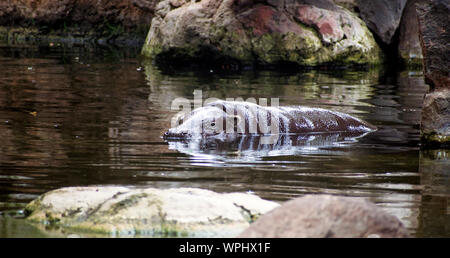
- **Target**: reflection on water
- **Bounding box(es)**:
[418,150,450,237]
[165,132,372,162]
[0,46,447,237]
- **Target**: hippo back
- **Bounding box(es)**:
[278,106,377,134]
[207,101,376,134]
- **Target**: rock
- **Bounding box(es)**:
[416,0,450,90]
[420,89,450,147]
[355,0,407,45]
[0,0,158,27]
[0,0,161,46]
[8,0,73,23]
[70,0,155,27]
[24,186,279,237]
[142,0,382,67]
[417,0,450,147]
[332,0,358,11]
[398,0,426,66]
[132,0,160,11]
[239,195,409,238]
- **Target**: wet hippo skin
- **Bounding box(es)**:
[164,101,377,139]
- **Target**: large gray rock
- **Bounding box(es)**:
[25,186,279,237]
[142,0,382,67]
[239,195,410,238]
[398,0,426,66]
[355,0,407,45]
[417,0,450,147]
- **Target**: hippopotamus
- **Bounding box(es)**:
[163,100,376,140]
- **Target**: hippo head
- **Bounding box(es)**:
[163,103,242,140]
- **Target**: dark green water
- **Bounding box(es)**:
[0,46,448,237]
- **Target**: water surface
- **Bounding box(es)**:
[0,46,448,237]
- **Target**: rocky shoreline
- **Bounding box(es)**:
[0,1,443,67]
[416,0,449,148]
[24,186,409,238]
[24,186,279,237]
[0,0,158,47]
[0,0,425,67]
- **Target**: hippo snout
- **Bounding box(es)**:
[163,130,190,140]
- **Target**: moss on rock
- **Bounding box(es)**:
[24,186,279,237]
[421,133,450,148]
[141,0,382,68]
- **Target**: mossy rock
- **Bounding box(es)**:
[141,0,382,68]
[25,186,279,237]
[421,133,450,149]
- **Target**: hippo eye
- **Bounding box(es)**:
[210,122,216,127]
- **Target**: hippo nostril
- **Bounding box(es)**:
[163,131,174,138]
[163,130,190,140]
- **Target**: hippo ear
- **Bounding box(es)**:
[174,112,189,126]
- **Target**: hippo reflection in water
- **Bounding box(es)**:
[163,100,376,157]
[166,132,373,160]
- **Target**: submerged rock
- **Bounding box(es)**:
[420,149,450,197]
[142,0,382,67]
[417,0,450,147]
[418,149,450,237]
[239,195,410,238]
[24,186,278,237]
[420,89,450,147]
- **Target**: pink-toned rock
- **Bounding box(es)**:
[239,195,410,238]
[295,4,344,44]
[142,0,381,67]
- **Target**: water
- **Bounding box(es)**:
[0,46,448,237]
